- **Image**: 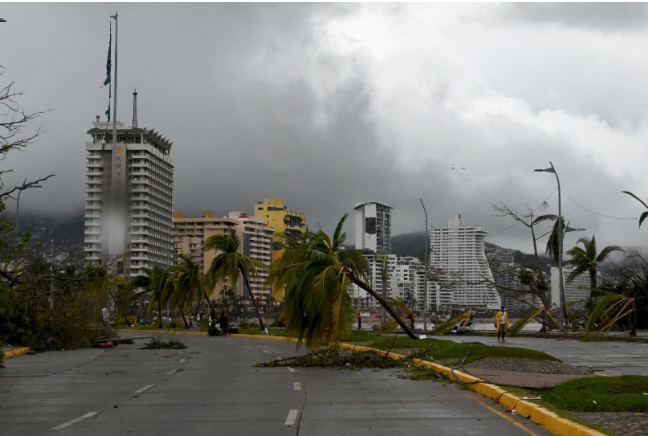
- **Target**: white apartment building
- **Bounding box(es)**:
[430,214,501,310]
[352,254,439,313]
[227,212,275,300]
[551,266,595,311]
[354,201,392,253]
[85,107,174,278]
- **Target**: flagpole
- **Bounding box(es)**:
[110,12,118,260]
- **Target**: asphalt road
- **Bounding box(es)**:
[430,335,648,375]
[0,333,550,436]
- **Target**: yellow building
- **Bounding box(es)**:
[254,198,307,263]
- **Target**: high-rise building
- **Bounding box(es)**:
[354,201,392,253]
[227,212,275,300]
[429,214,501,310]
[253,199,307,263]
[85,106,174,278]
[172,211,238,276]
[551,266,594,311]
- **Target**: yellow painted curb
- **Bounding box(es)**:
[225,334,607,436]
[499,392,520,410]
[4,347,31,359]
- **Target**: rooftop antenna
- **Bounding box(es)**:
[132,88,138,128]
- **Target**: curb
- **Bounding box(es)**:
[119,329,207,336]
[235,334,605,436]
[3,347,31,359]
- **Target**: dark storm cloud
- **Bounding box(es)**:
[501,3,648,30]
[1,3,647,254]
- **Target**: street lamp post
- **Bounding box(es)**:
[420,199,429,332]
[534,162,566,332]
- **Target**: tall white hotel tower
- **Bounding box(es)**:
[429,214,501,310]
[84,91,175,278]
[354,201,392,254]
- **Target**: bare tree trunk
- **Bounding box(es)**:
[157,295,163,328]
[531,224,539,265]
[202,290,217,320]
[348,273,418,340]
[381,266,387,325]
[180,310,190,329]
[630,293,637,336]
[238,263,266,331]
[122,313,132,327]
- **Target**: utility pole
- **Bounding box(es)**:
[420,199,429,332]
[551,161,566,333]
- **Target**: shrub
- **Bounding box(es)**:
[141,338,187,350]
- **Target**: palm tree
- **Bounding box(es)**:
[623,191,648,228]
[567,235,624,298]
[174,254,216,322]
[270,215,417,348]
[204,233,268,331]
[131,267,171,328]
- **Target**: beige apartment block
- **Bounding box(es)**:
[172,211,274,301]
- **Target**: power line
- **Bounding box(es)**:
[486,188,557,239]
[486,221,518,238]
[562,190,636,221]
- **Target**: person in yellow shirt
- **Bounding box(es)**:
[495,306,508,342]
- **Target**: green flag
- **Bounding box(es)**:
[103,22,112,87]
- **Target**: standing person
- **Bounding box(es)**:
[495,306,508,342]
[219,312,229,336]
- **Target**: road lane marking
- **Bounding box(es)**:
[262,350,270,354]
[277,356,282,359]
[52,412,97,430]
[293,382,302,391]
[245,345,252,348]
[287,367,295,373]
[284,409,299,425]
[134,384,155,394]
[470,395,539,436]
[180,358,186,363]
[167,369,177,375]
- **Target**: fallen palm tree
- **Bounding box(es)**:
[585,292,634,336]
[430,312,473,336]
[507,307,558,337]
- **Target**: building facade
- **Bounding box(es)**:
[85,113,174,278]
[352,254,439,313]
[429,214,501,310]
[227,212,275,300]
[172,211,238,274]
[253,199,306,263]
[354,201,392,254]
[551,266,594,311]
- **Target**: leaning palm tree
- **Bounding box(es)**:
[204,233,268,331]
[174,254,216,322]
[270,215,417,348]
[567,235,624,298]
[131,267,171,328]
[623,191,648,228]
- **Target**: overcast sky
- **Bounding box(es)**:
[2,3,648,255]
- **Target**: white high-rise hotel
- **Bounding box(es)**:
[354,201,392,253]
[430,214,501,310]
[84,94,175,278]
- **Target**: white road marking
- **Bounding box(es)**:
[180,358,186,363]
[167,369,177,375]
[293,382,302,391]
[245,345,252,348]
[262,350,270,354]
[287,367,295,373]
[226,341,232,344]
[276,356,282,359]
[52,412,96,430]
[134,384,155,394]
[284,409,299,426]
